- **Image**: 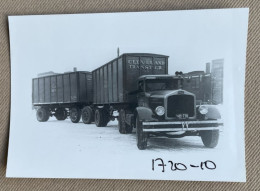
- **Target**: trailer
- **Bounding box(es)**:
[32,71,92,123]
[92,53,168,105]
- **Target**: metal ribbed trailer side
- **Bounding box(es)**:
[32,71,92,106]
[92,53,169,105]
[32,71,92,123]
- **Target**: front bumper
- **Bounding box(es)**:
[142,120,223,132]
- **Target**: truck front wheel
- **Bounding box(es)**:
[118,109,133,134]
[200,130,219,148]
[70,107,81,123]
[55,108,67,120]
[136,115,147,150]
[36,107,50,122]
[82,106,93,124]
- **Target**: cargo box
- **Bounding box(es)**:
[92,53,169,104]
[32,71,92,106]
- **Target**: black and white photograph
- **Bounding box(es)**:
[7,8,248,181]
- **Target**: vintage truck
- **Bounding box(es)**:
[89,53,223,150]
[32,53,223,150]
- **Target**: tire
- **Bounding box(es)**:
[95,109,109,127]
[200,130,219,148]
[69,107,81,123]
[95,109,104,127]
[82,106,93,124]
[102,111,110,127]
[118,109,133,134]
[55,108,67,120]
[36,107,49,122]
[136,115,147,150]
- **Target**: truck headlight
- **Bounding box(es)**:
[199,105,208,115]
[155,106,165,116]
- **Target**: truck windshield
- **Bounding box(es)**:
[145,79,181,92]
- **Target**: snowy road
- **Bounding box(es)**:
[33,116,224,153]
[7,111,225,178]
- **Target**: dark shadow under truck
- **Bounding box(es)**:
[32,53,223,150]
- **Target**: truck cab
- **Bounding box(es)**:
[134,75,223,150]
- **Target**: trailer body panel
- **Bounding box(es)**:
[32,71,92,106]
[92,53,169,105]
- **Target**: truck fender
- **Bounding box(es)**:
[135,107,157,122]
[199,105,221,119]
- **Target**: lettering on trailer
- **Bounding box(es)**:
[127,58,165,70]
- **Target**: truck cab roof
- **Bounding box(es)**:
[138,75,183,81]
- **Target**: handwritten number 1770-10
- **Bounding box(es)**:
[152,158,216,172]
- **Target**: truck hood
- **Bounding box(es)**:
[147,89,181,98]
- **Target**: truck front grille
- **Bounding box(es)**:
[167,95,195,118]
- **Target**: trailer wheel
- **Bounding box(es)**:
[102,110,110,127]
[36,107,49,122]
[82,106,93,124]
[95,109,109,127]
[200,130,219,148]
[55,108,67,120]
[95,109,104,127]
[70,107,81,123]
[136,115,147,150]
[118,109,133,134]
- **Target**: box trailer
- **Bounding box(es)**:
[32,71,92,123]
[92,53,169,105]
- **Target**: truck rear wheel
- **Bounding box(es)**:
[36,107,49,122]
[118,109,133,134]
[200,130,219,148]
[55,108,67,120]
[95,109,109,127]
[136,115,147,150]
[82,106,93,124]
[70,107,81,123]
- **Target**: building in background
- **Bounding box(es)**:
[182,59,223,105]
[211,59,224,104]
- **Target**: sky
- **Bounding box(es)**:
[9,9,232,78]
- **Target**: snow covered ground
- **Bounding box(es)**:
[7,111,225,179]
[31,115,224,153]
